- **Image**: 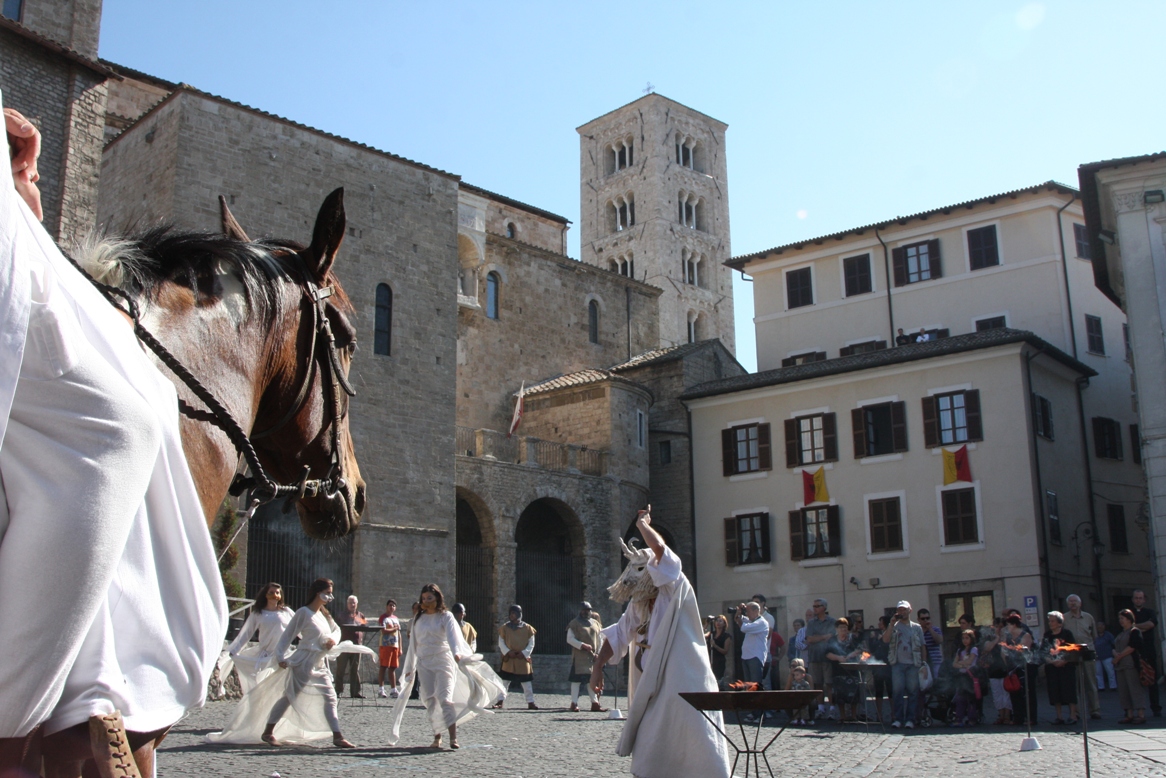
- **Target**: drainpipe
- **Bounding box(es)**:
[1056,194,1106,615]
[876,226,896,343]
[687,405,699,595]
[626,285,632,361]
[1025,351,1054,620]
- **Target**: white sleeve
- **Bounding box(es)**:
[228,611,259,655]
[498,633,508,655]
[444,613,465,657]
[601,607,636,664]
[275,608,308,661]
[522,634,535,659]
[566,628,584,650]
[646,545,683,590]
[470,637,477,653]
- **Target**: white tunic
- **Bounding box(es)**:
[220,608,295,694]
[0,88,226,738]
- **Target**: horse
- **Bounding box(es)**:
[36,189,366,778]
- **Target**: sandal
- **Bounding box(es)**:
[333,736,356,748]
[261,733,282,747]
[449,740,460,749]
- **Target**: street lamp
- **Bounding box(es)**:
[1071,522,1105,562]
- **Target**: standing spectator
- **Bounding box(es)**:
[377,599,402,698]
[1132,589,1161,716]
[918,609,943,679]
[982,617,1013,725]
[951,629,980,726]
[825,618,863,722]
[1114,609,1149,724]
[495,605,538,709]
[452,603,477,651]
[709,615,734,687]
[915,327,929,343]
[804,599,836,718]
[867,616,892,723]
[1002,614,1036,726]
[883,600,924,728]
[1095,620,1117,691]
[752,594,779,690]
[1041,611,1079,725]
[566,602,606,712]
[736,601,770,685]
[788,618,807,664]
[895,328,911,346]
[1062,594,1101,719]
[335,595,367,699]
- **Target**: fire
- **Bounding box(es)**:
[860,652,872,662]
[998,642,1027,652]
[728,681,761,691]
[1052,641,1083,654]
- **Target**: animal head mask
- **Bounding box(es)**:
[607,538,659,604]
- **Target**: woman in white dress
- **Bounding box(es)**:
[217,582,294,695]
[207,578,372,747]
[388,583,506,750]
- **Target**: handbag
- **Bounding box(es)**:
[918,663,933,691]
[1003,670,1021,693]
[1140,657,1156,688]
[972,674,983,700]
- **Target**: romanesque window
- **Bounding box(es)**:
[607,136,634,174]
[677,191,704,231]
[687,310,703,344]
[611,253,635,278]
[682,248,704,287]
[607,193,635,233]
[506,222,517,239]
[486,271,500,319]
[588,300,599,344]
[674,133,701,172]
[374,283,392,356]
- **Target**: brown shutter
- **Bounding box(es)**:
[724,517,739,566]
[815,352,828,362]
[789,510,805,561]
[722,428,736,476]
[839,345,855,357]
[891,401,908,452]
[1031,392,1039,434]
[852,408,867,458]
[1132,424,1142,465]
[759,513,772,564]
[964,390,982,441]
[781,356,796,367]
[758,423,772,470]
[936,328,950,339]
[874,340,887,350]
[892,247,907,286]
[922,396,939,448]
[927,239,942,279]
[785,419,799,468]
[826,505,842,558]
[823,413,838,461]
[1091,417,1104,458]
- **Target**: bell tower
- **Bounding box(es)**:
[577,93,734,353]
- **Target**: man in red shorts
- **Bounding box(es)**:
[377,600,402,698]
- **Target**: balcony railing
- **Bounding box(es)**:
[455,426,608,476]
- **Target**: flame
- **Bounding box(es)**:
[860,652,872,662]
[1052,641,1084,654]
[998,642,1027,652]
[728,681,761,691]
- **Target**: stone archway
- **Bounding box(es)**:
[456,488,495,638]
[514,498,586,655]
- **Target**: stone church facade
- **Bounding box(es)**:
[0,1,742,671]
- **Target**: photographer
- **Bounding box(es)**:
[735,601,769,688]
[881,600,924,728]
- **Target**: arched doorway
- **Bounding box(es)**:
[456,493,494,636]
[515,498,585,654]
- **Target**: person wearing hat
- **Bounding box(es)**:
[881,600,925,728]
[566,602,608,712]
[495,605,538,709]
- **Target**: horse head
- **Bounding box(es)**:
[607,538,657,604]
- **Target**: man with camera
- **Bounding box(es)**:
[882,600,925,728]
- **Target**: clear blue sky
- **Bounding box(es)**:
[100,1,1165,372]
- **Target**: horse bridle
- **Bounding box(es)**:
[65,249,357,511]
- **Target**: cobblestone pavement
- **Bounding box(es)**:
[158,691,1166,777]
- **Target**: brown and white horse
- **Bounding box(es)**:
[38,189,366,777]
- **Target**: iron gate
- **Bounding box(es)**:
[515,550,585,655]
[246,499,354,615]
[456,544,495,644]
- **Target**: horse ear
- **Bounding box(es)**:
[305,187,346,280]
[219,196,250,242]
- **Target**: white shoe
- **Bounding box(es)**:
[389,689,399,699]
[891,720,902,728]
[905,720,915,729]
[377,687,388,698]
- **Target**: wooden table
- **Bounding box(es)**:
[679,690,821,777]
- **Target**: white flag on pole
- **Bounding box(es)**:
[508,381,525,438]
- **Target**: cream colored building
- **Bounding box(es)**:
[685,183,1150,641]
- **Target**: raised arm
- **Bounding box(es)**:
[635,506,664,563]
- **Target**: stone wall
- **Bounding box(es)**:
[18,0,103,58]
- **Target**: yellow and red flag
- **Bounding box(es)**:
[942,445,972,485]
[802,466,829,504]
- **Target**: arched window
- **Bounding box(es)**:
[588,300,599,344]
[486,271,500,319]
[374,283,392,356]
[506,222,516,239]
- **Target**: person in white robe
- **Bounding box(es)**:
[387,583,506,750]
[591,507,731,778]
[216,582,294,696]
[0,94,226,748]
[206,578,372,748]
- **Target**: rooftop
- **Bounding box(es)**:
[681,328,1095,401]
[727,181,1078,271]
[460,182,570,225]
[0,17,120,79]
[577,92,727,132]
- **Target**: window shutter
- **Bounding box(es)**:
[874,340,887,350]
[757,423,772,470]
[891,401,908,452]
[927,239,942,279]
[1046,398,1054,440]
[722,428,736,476]
[724,517,739,566]
[784,419,799,468]
[815,352,828,362]
[892,247,907,286]
[839,345,855,357]
[789,510,805,561]
[964,390,982,441]
[1031,392,1039,434]
[823,413,838,461]
[759,513,772,564]
[1091,417,1104,458]
[781,356,796,367]
[852,408,867,458]
[936,328,950,339]
[826,505,842,558]
[1132,424,1142,465]
[921,396,939,448]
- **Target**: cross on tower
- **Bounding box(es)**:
[643,82,655,95]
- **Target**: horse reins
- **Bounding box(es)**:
[63,251,357,512]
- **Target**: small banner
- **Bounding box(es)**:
[802,466,829,504]
[942,445,972,485]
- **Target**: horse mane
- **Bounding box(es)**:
[73,226,351,323]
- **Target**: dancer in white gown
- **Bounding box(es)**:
[217,583,294,696]
[388,583,506,750]
[207,578,372,748]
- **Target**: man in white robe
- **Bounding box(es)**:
[591,508,731,778]
[0,94,226,753]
